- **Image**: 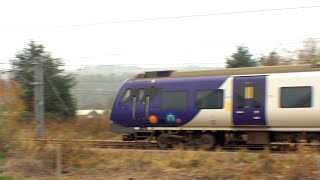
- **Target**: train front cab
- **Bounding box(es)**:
[110,80,154,140]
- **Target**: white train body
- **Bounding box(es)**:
[181,71,320,131]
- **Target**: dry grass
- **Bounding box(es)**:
[14,118,120,140]
[3,142,320,179]
[1,121,320,179]
[68,147,319,179]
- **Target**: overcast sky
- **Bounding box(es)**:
[0,0,320,69]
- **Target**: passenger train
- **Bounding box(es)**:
[110,64,320,149]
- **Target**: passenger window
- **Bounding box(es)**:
[137,89,145,101]
[280,86,312,108]
[235,85,246,108]
[121,89,131,102]
[195,89,223,109]
[150,87,160,100]
[161,91,188,110]
[253,85,263,108]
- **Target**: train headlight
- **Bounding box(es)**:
[149,115,158,124]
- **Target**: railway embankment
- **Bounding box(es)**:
[0,120,319,179]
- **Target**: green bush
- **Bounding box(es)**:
[0,175,13,180]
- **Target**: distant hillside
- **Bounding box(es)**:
[70,65,222,109]
[70,65,222,75]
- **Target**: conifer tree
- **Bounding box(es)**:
[10,41,76,119]
[259,51,281,66]
[226,46,257,68]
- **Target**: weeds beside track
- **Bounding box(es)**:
[4,138,320,179]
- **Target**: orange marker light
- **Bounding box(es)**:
[149,115,158,124]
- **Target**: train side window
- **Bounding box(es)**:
[137,88,145,101]
[160,91,188,110]
[121,89,131,102]
[150,87,160,100]
[280,86,312,108]
[253,85,263,108]
[195,89,223,109]
[235,85,246,108]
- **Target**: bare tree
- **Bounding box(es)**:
[297,38,320,65]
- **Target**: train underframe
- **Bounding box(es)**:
[122,130,320,150]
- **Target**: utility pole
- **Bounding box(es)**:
[33,57,45,138]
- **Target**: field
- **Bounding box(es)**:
[13,118,119,140]
[0,120,319,179]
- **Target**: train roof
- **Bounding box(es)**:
[131,64,320,79]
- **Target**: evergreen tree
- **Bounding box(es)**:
[10,41,76,119]
[226,46,257,68]
[259,51,281,66]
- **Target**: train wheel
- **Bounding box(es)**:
[122,134,135,141]
[157,134,169,149]
[199,134,216,150]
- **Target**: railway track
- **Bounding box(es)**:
[14,138,320,152]
[16,138,159,149]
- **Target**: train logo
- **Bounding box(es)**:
[165,113,176,124]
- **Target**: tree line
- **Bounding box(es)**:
[226,38,320,68]
[5,39,320,120]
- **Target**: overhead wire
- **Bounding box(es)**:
[1,5,320,31]
[35,5,320,27]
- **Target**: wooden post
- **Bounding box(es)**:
[56,144,62,180]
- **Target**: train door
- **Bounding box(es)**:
[133,82,152,123]
[232,76,266,125]
[135,88,147,121]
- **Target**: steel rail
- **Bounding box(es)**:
[13,138,320,152]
